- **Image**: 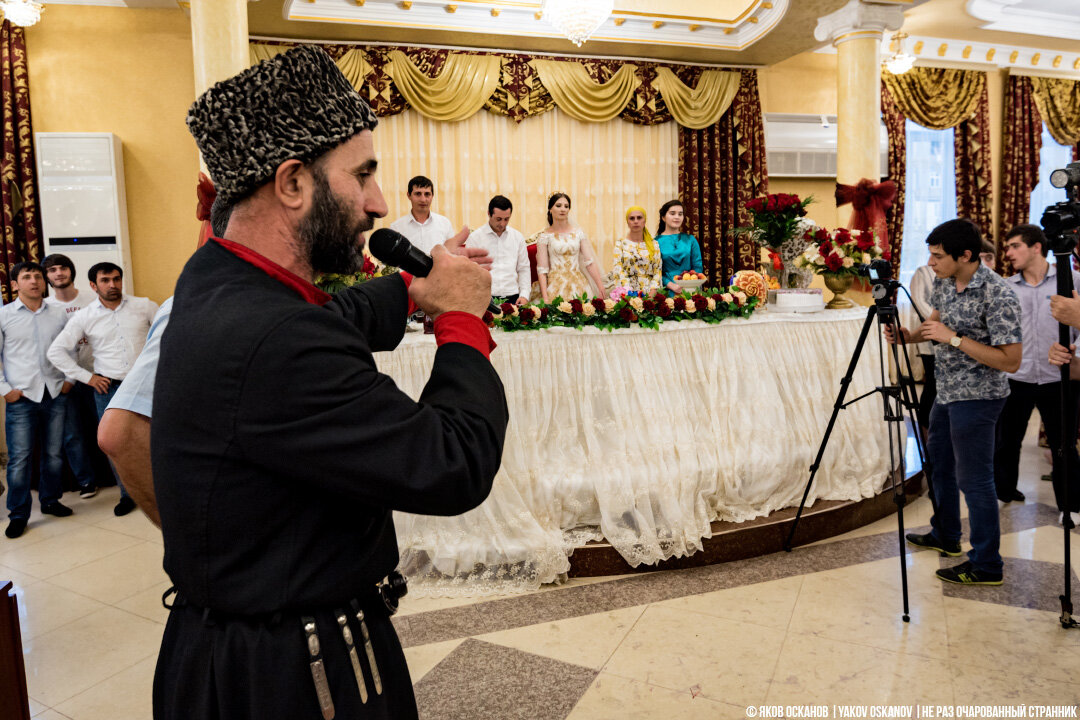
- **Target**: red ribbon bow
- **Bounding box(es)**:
[834,178,897,250]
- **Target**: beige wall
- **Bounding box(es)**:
[759,52,842,232]
[26,5,200,304]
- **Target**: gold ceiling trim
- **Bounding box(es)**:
[611,2,761,25]
[286,14,768,49]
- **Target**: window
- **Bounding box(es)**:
[899,119,956,289]
[1028,123,1074,228]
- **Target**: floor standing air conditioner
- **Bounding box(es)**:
[35,132,133,295]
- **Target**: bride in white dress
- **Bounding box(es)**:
[535,193,606,303]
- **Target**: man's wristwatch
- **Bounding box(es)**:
[950,334,963,348]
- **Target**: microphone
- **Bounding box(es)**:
[367,228,500,315]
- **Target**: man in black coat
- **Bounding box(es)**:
[150,46,507,719]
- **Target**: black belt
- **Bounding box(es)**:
[161,571,408,626]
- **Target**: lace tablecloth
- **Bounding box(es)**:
[377,307,892,596]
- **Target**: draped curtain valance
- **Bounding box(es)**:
[880,67,985,130]
[1029,76,1080,147]
[248,41,742,128]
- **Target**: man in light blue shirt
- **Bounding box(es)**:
[97,297,172,528]
[0,262,76,538]
[995,224,1080,524]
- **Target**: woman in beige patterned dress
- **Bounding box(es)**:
[610,205,662,293]
[535,192,606,304]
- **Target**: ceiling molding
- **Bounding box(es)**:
[817,30,1080,77]
[965,0,1080,43]
[282,0,790,52]
[249,34,766,67]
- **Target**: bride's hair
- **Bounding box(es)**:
[657,199,684,236]
[547,192,572,226]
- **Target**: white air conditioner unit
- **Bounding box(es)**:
[35,133,133,295]
[764,113,889,179]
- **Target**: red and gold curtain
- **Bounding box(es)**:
[880,83,907,273]
[880,67,992,268]
[953,82,993,244]
[0,19,40,302]
[997,75,1042,273]
[678,70,767,283]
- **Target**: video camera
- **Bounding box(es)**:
[1041,161,1080,255]
[856,258,900,305]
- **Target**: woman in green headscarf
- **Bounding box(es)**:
[611,205,662,293]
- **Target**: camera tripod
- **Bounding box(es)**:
[782,282,932,623]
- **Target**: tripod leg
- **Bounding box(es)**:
[785,305,879,551]
[897,333,938,519]
[881,313,912,623]
[1054,250,1079,629]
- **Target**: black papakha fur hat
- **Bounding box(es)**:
[186,45,378,206]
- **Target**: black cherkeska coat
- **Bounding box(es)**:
[151,240,508,719]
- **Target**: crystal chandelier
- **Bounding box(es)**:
[883,31,915,75]
[541,0,614,47]
[0,0,43,27]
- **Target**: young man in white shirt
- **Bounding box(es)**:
[467,195,530,305]
[388,175,468,255]
[42,254,100,499]
[1,262,76,538]
[46,261,158,516]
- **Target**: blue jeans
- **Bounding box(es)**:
[927,397,1007,574]
[62,383,97,491]
[6,390,67,520]
[92,380,128,499]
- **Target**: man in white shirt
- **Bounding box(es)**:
[388,175,468,255]
[466,195,530,305]
[42,254,100,499]
[1,262,76,538]
[47,261,158,516]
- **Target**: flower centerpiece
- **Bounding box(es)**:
[482,286,757,332]
[315,255,399,294]
[795,227,890,309]
[733,193,817,289]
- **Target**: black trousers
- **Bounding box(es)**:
[994,379,1080,513]
[154,601,417,720]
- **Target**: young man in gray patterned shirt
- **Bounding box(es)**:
[888,219,1022,585]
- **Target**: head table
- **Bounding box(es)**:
[377,307,893,597]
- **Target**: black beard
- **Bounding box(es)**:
[297,170,372,275]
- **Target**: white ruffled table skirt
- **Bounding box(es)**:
[378,307,893,597]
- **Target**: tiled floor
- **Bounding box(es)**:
[6,419,1080,719]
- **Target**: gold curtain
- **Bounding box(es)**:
[530,60,641,124]
[249,42,290,66]
[653,68,740,130]
[369,107,677,270]
[1030,76,1080,146]
[336,48,373,93]
[385,50,501,122]
[249,43,373,94]
[880,68,985,130]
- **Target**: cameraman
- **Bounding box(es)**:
[995,225,1080,522]
[887,219,1021,586]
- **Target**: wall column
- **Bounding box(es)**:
[815,1,904,185]
[190,0,248,96]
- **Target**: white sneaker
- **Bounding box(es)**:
[79,487,97,499]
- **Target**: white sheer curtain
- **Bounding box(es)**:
[1029,123,1074,225]
[369,108,679,269]
[900,118,957,289]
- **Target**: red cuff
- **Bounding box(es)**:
[433,311,497,360]
[399,272,418,316]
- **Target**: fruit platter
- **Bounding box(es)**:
[674,271,707,292]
